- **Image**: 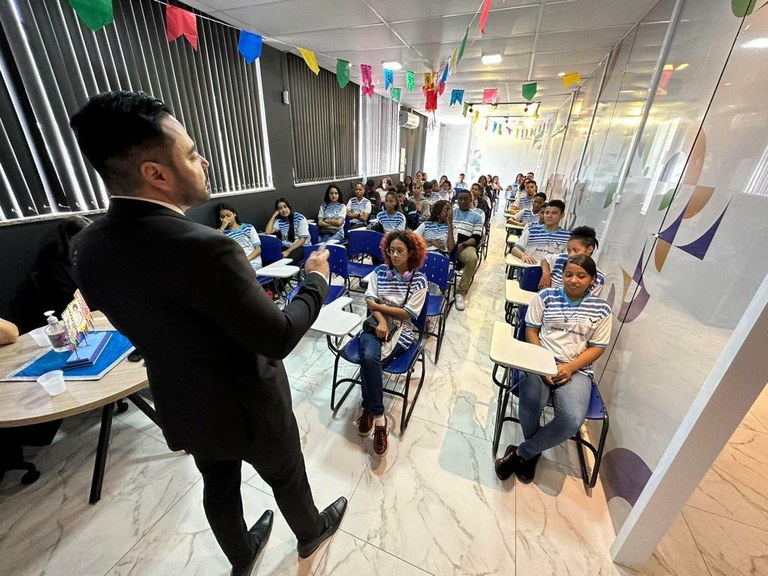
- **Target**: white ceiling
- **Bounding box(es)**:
[183,0,665,119]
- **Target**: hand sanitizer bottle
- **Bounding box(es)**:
[44,311,70,352]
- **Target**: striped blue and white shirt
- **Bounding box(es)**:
[525,287,612,376]
[452,207,484,243]
[275,213,310,248]
[347,197,372,224]
[318,202,346,232]
[376,210,406,232]
[414,221,450,252]
[365,265,428,348]
[512,208,538,226]
[223,223,262,271]
[514,195,534,211]
[548,253,605,297]
[514,224,571,262]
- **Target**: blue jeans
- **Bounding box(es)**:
[516,371,591,460]
[358,331,402,416]
[319,229,344,243]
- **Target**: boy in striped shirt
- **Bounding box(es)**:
[510,199,570,264]
[509,192,546,226]
[452,190,484,310]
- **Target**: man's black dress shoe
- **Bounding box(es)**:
[297,496,348,558]
[231,510,274,576]
[494,444,523,481]
[515,453,541,484]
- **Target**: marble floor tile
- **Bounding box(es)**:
[314,530,434,576]
[515,459,621,576]
[636,513,710,576]
[0,423,199,576]
[682,505,768,576]
[685,426,768,531]
[341,418,517,576]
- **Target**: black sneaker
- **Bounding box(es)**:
[515,453,541,484]
[494,444,523,481]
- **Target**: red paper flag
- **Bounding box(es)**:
[482,88,498,105]
[479,0,491,34]
[166,6,198,51]
[425,88,438,112]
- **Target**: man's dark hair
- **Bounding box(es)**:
[423,181,434,191]
[547,199,566,214]
[70,91,173,193]
[534,192,547,200]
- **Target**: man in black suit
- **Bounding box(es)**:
[69,91,346,576]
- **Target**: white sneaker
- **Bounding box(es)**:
[455,293,466,311]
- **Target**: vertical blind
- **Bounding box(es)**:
[0,0,271,223]
[286,53,358,184]
[361,92,400,178]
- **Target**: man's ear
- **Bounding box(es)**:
[140,160,172,191]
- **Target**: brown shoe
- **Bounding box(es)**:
[373,417,389,456]
[356,409,374,436]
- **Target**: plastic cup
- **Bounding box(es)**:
[29,327,51,348]
[37,370,66,396]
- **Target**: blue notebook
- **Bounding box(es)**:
[3,330,135,381]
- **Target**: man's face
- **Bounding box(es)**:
[458,174,465,182]
[160,116,210,209]
[525,182,537,196]
[527,172,534,179]
[532,196,545,213]
[397,191,407,205]
[470,184,481,198]
[543,206,563,227]
[457,192,472,211]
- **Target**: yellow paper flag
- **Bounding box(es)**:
[562,72,580,87]
[298,47,320,75]
[472,110,480,123]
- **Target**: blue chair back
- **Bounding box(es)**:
[258,234,283,265]
[303,244,349,281]
[412,294,430,335]
[420,252,451,292]
[308,223,319,245]
[520,266,542,292]
[347,229,384,260]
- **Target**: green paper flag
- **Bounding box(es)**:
[522,82,537,101]
[390,88,401,102]
[69,0,114,31]
[462,102,469,117]
[336,59,350,88]
[406,71,415,91]
[732,0,758,17]
[456,30,468,65]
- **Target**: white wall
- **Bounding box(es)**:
[467,123,540,186]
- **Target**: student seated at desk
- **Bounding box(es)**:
[318,184,346,243]
[216,202,262,272]
[452,190,485,311]
[374,190,406,232]
[357,230,428,456]
[509,192,546,227]
[0,318,19,345]
[410,181,431,220]
[266,197,310,264]
[396,185,419,230]
[495,255,612,484]
[540,226,605,296]
[509,199,570,264]
[510,179,538,215]
[347,181,372,229]
[470,183,491,224]
[414,199,455,254]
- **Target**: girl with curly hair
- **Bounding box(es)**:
[356,230,428,456]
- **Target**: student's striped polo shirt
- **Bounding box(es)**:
[276,213,310,247]
[514,224,571,261]
[364,265,428,348]
[414,221,450,251]
[549,253,606,297]
[376,210,406,232]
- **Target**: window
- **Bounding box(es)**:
[361,92,400,178]
[286,53,358,184]
[0,0,271,224]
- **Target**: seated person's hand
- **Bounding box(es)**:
[375,321,388,340]
[281,250,290,258]
[305,248,330,280]
[539,274,551,290]
[522,255,537,264]
[552,363,574,385]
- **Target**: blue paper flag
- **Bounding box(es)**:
[238,31,263,64]
[384,68,394,90]
[450,89,464,106]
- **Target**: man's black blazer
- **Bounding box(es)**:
[73,199,328,459]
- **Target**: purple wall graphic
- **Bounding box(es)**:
[676,204,730,260]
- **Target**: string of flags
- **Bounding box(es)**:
[66,0,583,110]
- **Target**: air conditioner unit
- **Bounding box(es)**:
[399,110,420,129]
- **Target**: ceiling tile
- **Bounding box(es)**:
[367,0,535,22]
[534,48,608,67]
[535,25,633,52]
[273,25,404,53]
[222,0,381,35]
[541,0,661,33]
[202,0,283,11]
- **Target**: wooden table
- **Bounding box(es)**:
[0,314,157,503]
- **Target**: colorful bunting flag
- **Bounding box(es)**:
[479,0,491,34]
[336,59,350,88]
[439,62,449,86]
[298,48,320,75]
[361,64,374,97]
[472,110,480,123]
[562,72,581,87]
[384,68,394,90]
[462,102,469,117]
[457,30,468,66]
[165,6,198,50]
[406,71,415,91]
[498,124,502,135]
[425,88,438,112]
[450,48,458,73]
[450,89,464,106]
[522,82,537,101]
[390,88,401,102]
[424,72,436,90]
[506,126,512,135]
[482,88,498,105]
[485,118,490,131]
[69,0,113,31]
[238,31,263,64]
[492,121,497,133]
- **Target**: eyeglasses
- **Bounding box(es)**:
[387,248,407,256]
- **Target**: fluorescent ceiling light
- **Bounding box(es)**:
[743,38,768,49]
[482,54,502,65]
[382,61,402,70]
[557,72,565,77]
